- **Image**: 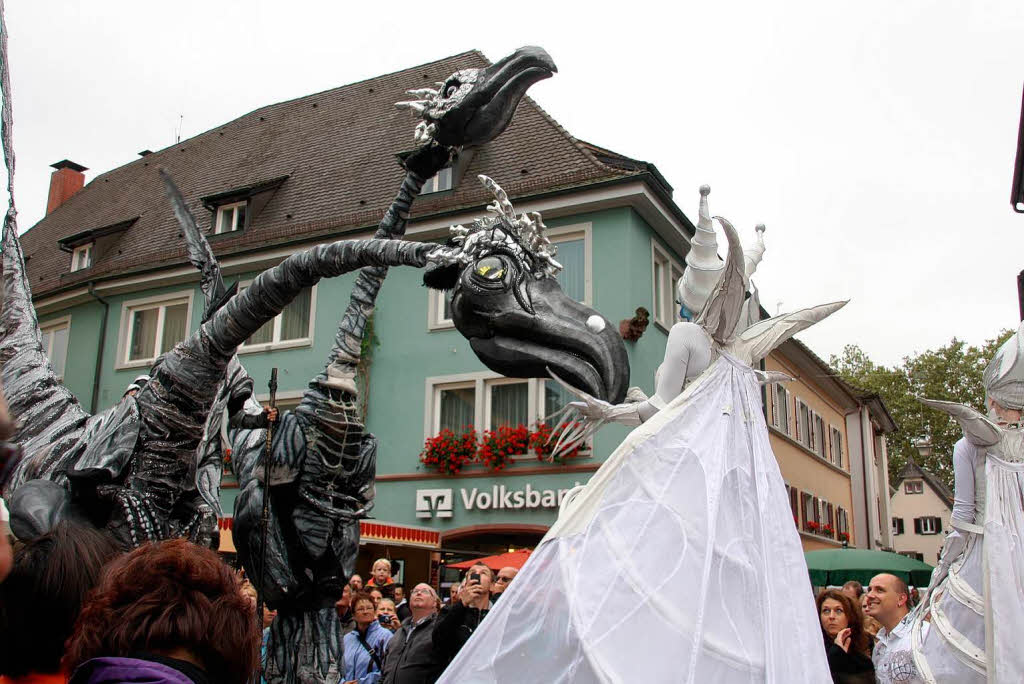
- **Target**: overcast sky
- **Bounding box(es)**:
[5,0,1024,367]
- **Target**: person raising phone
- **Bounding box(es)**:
[432,564,493,665]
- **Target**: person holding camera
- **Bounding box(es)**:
[432,564,494,665]
[376,598,401,633]
[341,592,393,684]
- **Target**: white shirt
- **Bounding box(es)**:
[873,612,927,684]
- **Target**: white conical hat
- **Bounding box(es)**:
[744,224,767,280]
[677,185,723,314]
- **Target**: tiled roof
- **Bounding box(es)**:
[21,50,637,298]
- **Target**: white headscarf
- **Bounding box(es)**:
[983,321,1024,410]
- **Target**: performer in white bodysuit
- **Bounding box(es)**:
[438,187,846,683]
[912,323,1024,684]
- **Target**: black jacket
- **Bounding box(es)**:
[380,613,445,684]
[825,638,875,684]
[431,601,490,664]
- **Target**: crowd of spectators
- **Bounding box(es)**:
[7,525,934,684]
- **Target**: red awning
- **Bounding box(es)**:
[448,550,532,571]
[216,518,440,551]
[360,521,441,549]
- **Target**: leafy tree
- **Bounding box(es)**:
[830,329,1013,487]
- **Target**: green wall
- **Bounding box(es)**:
[40,205,687,527]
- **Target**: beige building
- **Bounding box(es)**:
[889,454,953,563]
[846,392,897,551]
[765,339,896,552]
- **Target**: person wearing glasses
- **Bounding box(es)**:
[380,584,444,684]
[489,567,518,603]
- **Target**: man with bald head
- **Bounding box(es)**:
[490,566,518,603]
[865,573,927,683]
[380,583,445,684]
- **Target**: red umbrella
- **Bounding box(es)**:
[447,550,532,571]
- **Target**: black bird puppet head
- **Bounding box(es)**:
[397,46,557,149]
[424,176,630,404]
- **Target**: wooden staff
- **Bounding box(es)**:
[255,367,277,679]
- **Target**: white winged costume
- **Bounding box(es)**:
[910,323,1024,684]
[438,188,845,683]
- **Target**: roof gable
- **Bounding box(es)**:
[894,458,954,508]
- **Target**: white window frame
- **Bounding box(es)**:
[215,200,247,234]
[811,411,826,459]
[829,425,844,468]
[651,240,684,331]
[905,480,923,495]
[795,398,811,448]
[772,383,791,435]
[116,291,194,370]
[71,243,93,272]
[427,223,592,331]
[40,315,71,380]
[427,288,454,331]
[238,281,317,354]
[919,516,939,534]
[420,166,454,195]
[424,371,592,458]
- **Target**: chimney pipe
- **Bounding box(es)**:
[46,159,87,215]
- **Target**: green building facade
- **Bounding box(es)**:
[22,52,696,585]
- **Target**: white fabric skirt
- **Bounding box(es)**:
[912,454,1024,684]
[438,355,829,683]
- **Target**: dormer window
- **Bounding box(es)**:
[420,167,453,195]
[71,243,93,271]
[215,201,247,234]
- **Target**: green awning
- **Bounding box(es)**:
[805,548,934,587]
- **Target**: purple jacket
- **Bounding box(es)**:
[68,656,212,684]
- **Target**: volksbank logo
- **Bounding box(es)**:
[415,489,453,519]
[415,483,581,519]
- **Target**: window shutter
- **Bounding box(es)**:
[800,492,807,529]
[794,399,799,440]
[913,517,922,534]
[933,516,942,533]
[812,497,820,523]
[828,503,835,528]
[790,486,798,519]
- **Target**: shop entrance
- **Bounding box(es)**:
[437,524,547,594]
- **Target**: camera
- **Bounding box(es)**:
[468,572,481,584]
[378,614,392,626]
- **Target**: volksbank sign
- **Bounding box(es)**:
[416,483,582,519]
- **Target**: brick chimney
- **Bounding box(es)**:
[46,159,87,215]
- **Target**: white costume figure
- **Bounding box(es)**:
[438,186,845,683]
[911,322,1024,683]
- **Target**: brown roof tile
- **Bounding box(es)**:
[22,50,634,297]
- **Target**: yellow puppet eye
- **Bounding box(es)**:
[474,257,505,281]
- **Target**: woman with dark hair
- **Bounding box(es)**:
[63,538,260,684]
[0,520,120,684]
[817,588,875,684]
